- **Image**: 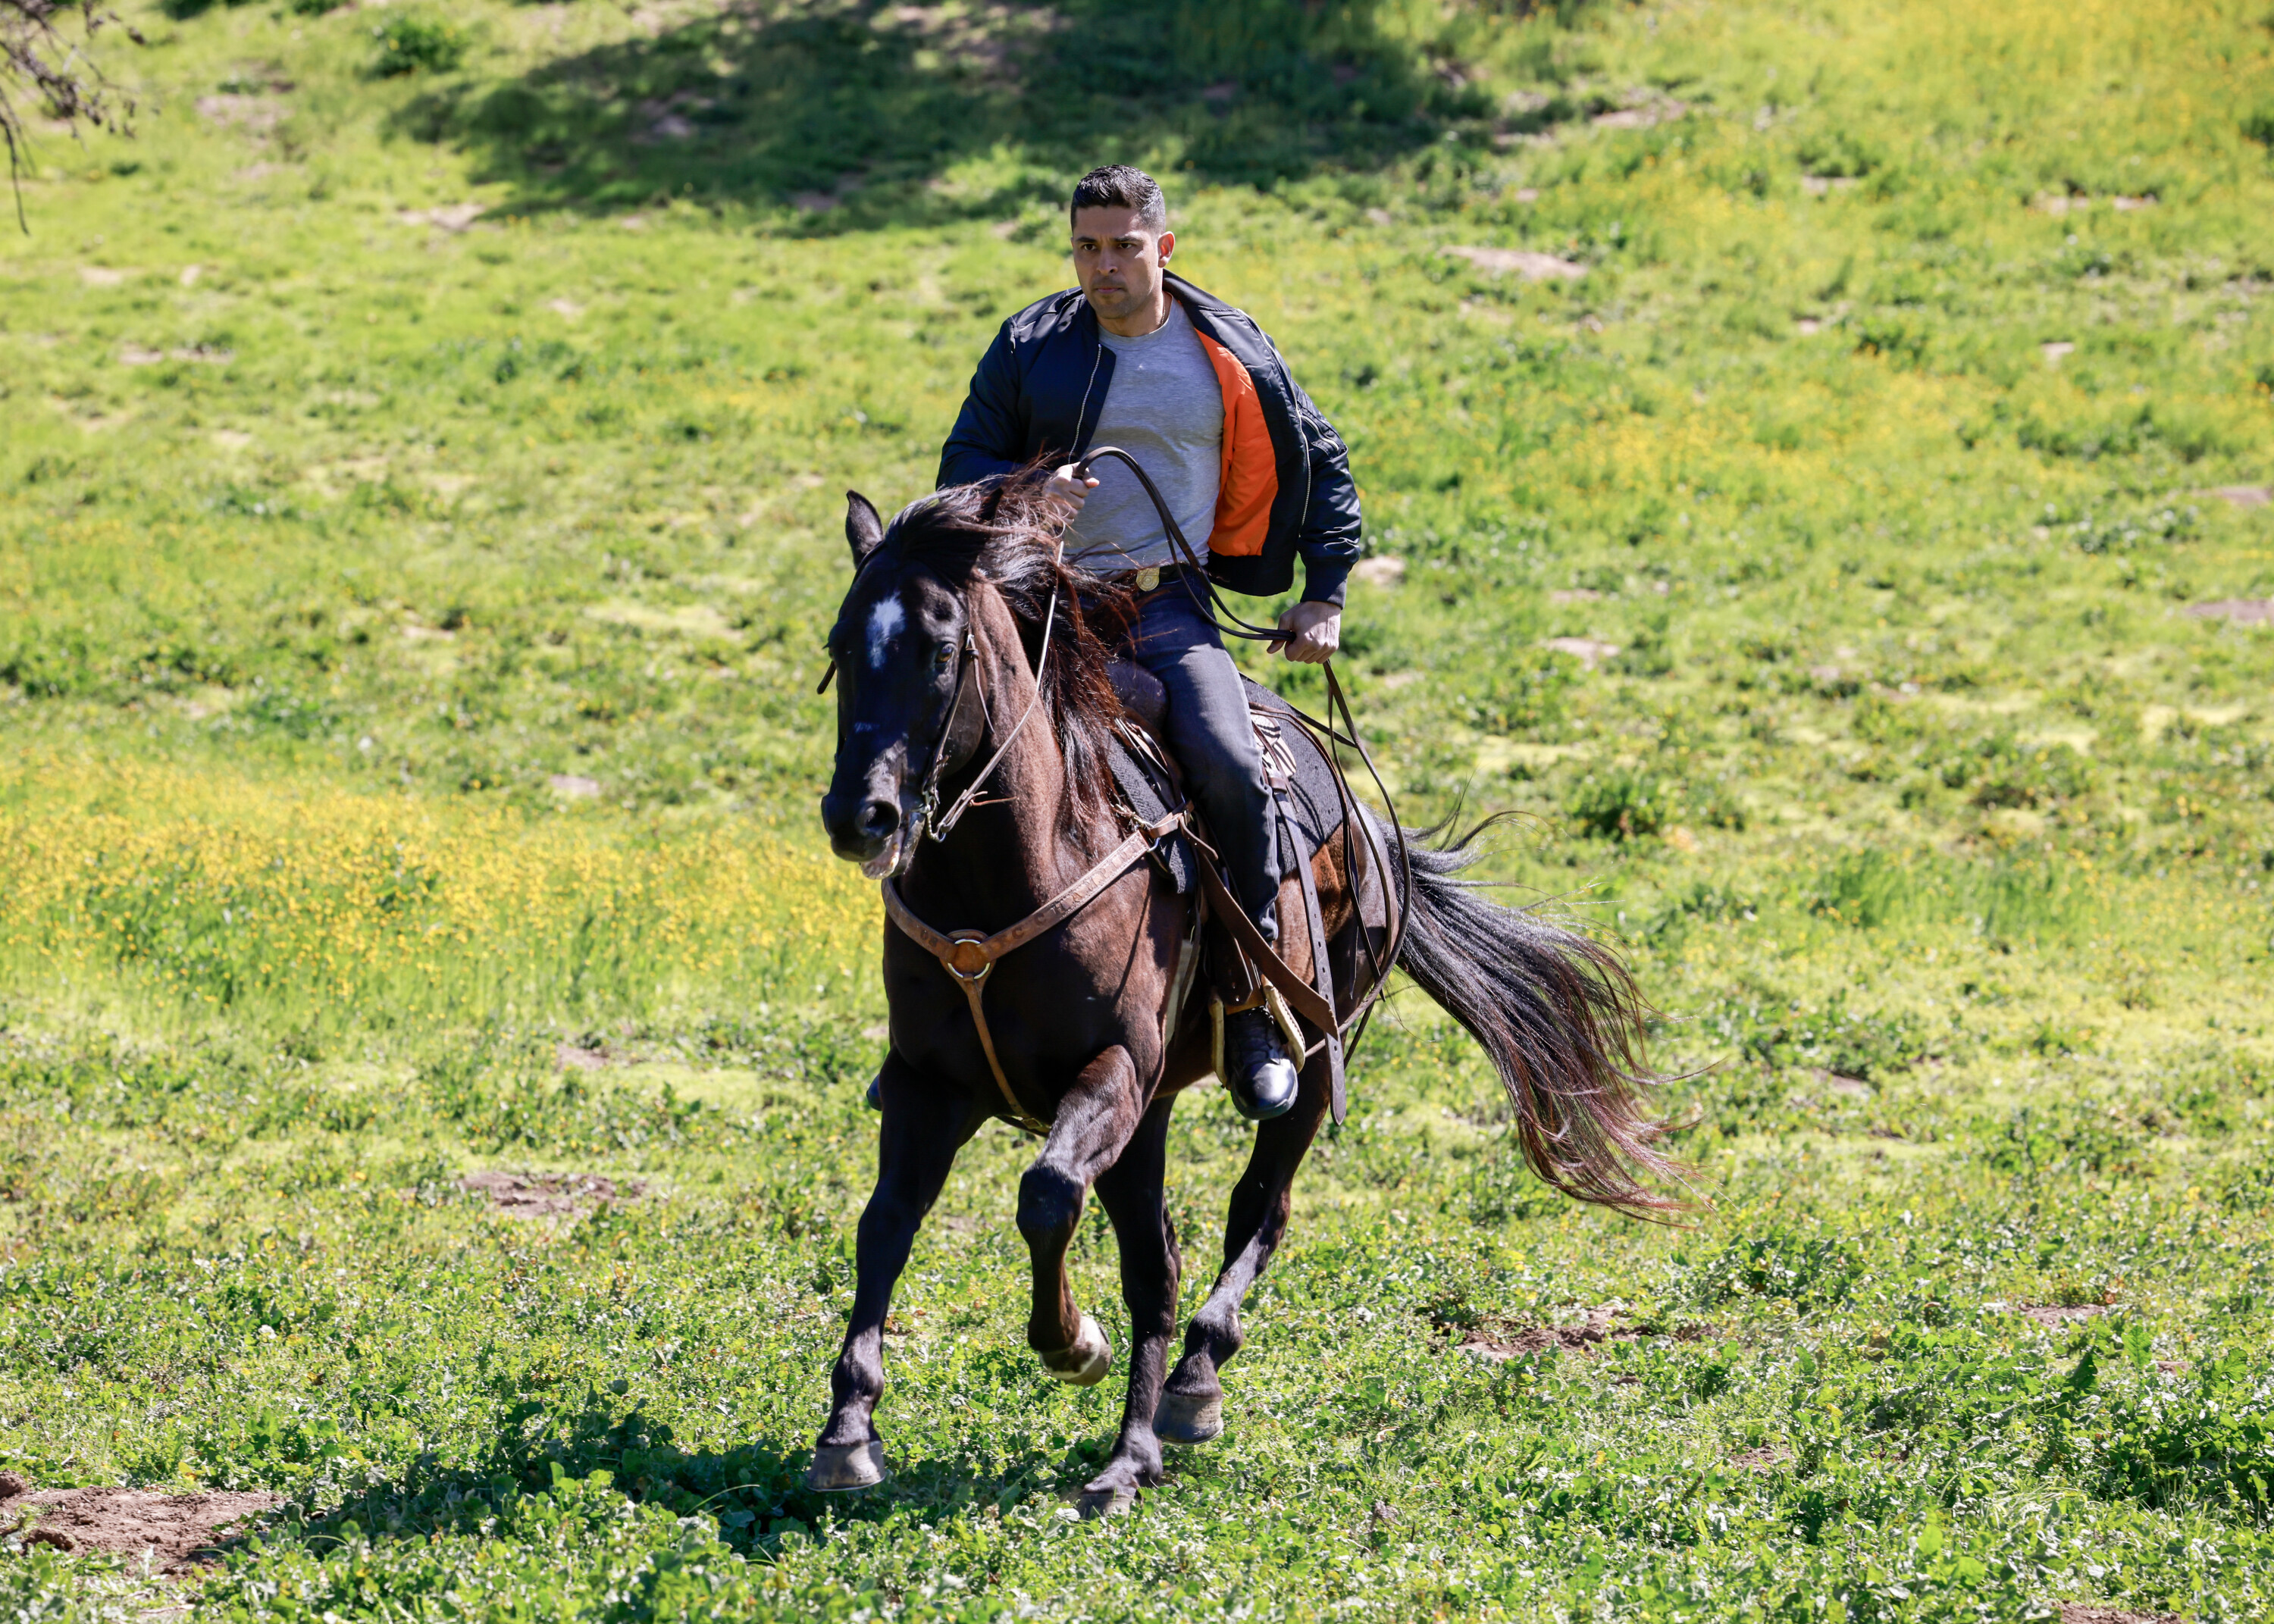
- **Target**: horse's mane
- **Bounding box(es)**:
[883,468,1135,837]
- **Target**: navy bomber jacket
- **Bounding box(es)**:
[937,272,1362,607]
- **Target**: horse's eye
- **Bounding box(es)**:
[933,643,955,668]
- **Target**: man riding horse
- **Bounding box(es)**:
[938,163,1362,1123]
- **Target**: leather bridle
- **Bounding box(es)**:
[826,455,1412,1136]
[819,553,1059,855]
[924,550,1062,843]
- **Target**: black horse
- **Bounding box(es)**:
[812,472,1681,1512]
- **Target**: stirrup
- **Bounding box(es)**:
[1210,984,1303,1083]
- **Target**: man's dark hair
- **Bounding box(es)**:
[1070,164,1167,233]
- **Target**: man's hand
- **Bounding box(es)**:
[1045,463,1098,518]
[1270,600,1341,665]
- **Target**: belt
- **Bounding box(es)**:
[1102,562,1198,596]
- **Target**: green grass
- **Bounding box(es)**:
[2,0,2273,1617]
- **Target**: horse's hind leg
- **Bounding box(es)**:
[1075,1094,1180,1515]
[1019,1045,1145,1383]
[807,1052,978,1490]
[1158,1075,1330,1443]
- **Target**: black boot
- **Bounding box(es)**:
[1222,1008,1298,1121]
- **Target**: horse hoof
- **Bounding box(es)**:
[1043,1313,1112,1385]
[1076,1483,1139,1519]
[1156,1391,1223,1443]
[804,1440,887,1491]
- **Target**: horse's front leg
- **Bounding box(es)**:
[1158,1065,1332,1443]
[807,1050,979,1490]
[1019,1044,1145,1384]
[1076,1092,1180,1514]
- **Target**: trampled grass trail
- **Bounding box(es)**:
[1,0,2272,1617]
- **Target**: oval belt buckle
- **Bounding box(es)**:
[1135,565,1160,593]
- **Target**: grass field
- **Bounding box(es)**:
[3,0,2273,1617]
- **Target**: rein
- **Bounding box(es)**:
[1073,445,1414,1053]
[871,449,1413,1136]
[872,524,1156,1134]
[926,549,1061,842]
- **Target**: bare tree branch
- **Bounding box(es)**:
[1,0,141,230]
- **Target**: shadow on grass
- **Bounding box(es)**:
[391,0,1502,224]
[278,1385,1077,1553]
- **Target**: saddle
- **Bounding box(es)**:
[1104,658,1392,1125]
[879,658,1395,1137]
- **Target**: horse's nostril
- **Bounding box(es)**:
[857,799,900,840]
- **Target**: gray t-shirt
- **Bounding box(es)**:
[1063,299,1223,573]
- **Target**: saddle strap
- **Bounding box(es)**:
[1283,806,1348,1127]
[882,812,1182,1134]
[1192,851,1340,1035]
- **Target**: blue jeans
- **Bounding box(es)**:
[1128,586,1279,943]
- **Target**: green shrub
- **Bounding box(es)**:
[1568,768,1670,838]
[1568,768,1741,838]
[1706,990,1930,1081]
[371,14,468,77]
[1987,1102,2147,1178]
[1928,731,2094,808]
[1854,317,1929,367]
[1793,127,1883,178]
[1688,1222,1868,1306]
[1461,652,1573,735]
[2090,1348,2274,1510]
[2064,502,2199,554]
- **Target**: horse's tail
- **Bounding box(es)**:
[1386,814,1692,1221]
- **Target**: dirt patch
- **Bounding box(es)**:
[1809,1068,1873,1099]
[121,346,232,368]
[457,1171,645,1218]
[1730,1445,1790,1470]
[2058,1607,2182,1624]
[1455,1305,1721,1362]
[1442,246,1588,282]
[396,203,487,233]
[2202,486,2270,508]
[2184,598,2274,625]
[195,95,285,132]
[2016,1303,2110,1326]
[1596,100,1686,130]
[1542,635,1620,669]
[556,1040,610,1068]
[1352,556,1405,587]
[1,1485,277,1572]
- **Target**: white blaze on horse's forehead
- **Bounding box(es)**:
[865,594,905,668]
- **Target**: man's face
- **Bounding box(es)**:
[1071,206,1173,324]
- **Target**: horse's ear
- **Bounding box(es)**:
[845,492,884,567]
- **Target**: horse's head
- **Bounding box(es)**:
[819,492,978,878]
[820,474,1132,879]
